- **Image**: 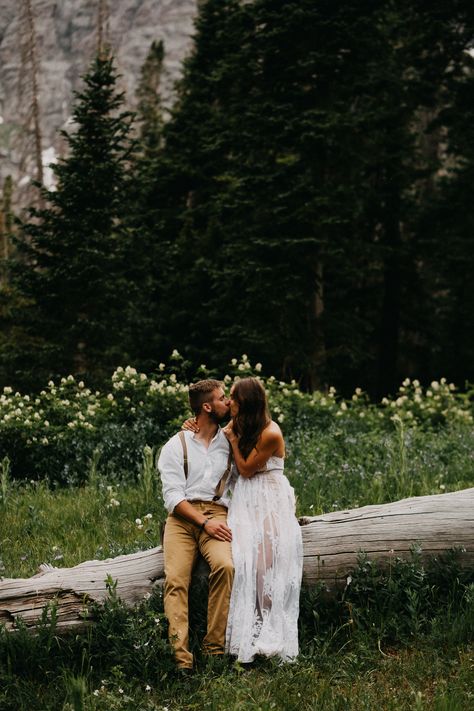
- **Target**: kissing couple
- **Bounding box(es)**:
[158,377,303,671]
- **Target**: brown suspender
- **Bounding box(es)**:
[178,430,232,501]
[178,431,188,478]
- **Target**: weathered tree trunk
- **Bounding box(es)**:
[1,488,473,632]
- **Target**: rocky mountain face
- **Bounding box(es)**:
[0,0,197,199]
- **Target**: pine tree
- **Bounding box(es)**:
[3,53,137,388]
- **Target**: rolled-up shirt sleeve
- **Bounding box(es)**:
[158,436,187,513]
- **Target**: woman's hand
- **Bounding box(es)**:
[222,420,237,442]
[181,417,199,432]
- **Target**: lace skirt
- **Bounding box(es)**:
[225,470,303,663]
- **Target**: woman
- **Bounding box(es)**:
[222,377,303,663]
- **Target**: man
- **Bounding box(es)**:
[158,379,234,671]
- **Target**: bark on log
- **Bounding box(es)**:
[1,488,473,631]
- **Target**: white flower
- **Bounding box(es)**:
[144,513,153,520]
[242,354,248,362]
[145,684,151,692]
[171,349,180,358]
[231,358,237,366]
[44,420,50,427]
[143,592,151,600]
[3,386,12,394]
[238,363,245,371]
[159,362,165,371]
[107,394,114,401]
[255,362,262,372]
[109,498,120,507]
[118,687,124,694]
[346,575,352,586]
[78,381,84,389]
[93,689,100,696]
[135,518,142,526]
[355,387,362,395]
[340,402,347,411]
[277,413,285,423]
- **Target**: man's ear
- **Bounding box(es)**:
[202,402,212,414]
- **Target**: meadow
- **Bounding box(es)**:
[1,356,473,710]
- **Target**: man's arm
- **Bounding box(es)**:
[173,500,232,542]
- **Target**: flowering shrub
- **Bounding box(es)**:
[0,354,472,484]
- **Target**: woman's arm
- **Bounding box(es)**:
[224,421,284,478]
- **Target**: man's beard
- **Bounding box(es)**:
[209,408,229,424]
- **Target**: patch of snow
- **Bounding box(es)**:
[42,146,57,190]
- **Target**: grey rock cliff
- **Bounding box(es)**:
[0,0,197,199]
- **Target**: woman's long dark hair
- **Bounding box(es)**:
[232,378,271,460]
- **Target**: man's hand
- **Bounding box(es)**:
[204,518,232,542]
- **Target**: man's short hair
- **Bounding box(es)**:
[188,379,223,416]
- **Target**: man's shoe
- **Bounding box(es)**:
[177,666,194,677]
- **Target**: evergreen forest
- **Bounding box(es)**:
[1,0,474,396]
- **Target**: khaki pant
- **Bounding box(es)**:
[163,501,233,669]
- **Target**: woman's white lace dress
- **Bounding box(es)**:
[225,456,303,662]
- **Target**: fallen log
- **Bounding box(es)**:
[1,487,473,631]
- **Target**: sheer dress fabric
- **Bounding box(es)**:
[226,456,303,663]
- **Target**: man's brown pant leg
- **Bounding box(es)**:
[198,503,234,656]
[163,513,199,669]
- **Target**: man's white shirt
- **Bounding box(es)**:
[158,428,235,513]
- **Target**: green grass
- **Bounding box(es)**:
[1,419,473,710]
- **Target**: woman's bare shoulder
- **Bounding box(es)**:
[261,420,284,444]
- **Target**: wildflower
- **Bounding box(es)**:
[346,575,352,586]
[355,387,362,395]
[340,402,347,411]
[159,362,165,371]
[171,349,180,358]
[78,381,84,388]
[118,688,124,694]
[109,498,120,507]
[238,363,246,371]
[255,362,262,372]
[135,518,142,526]
[107,394,114,401]
[44,420,50,427]
[93,689,100,696]
[3,386,12,394]
[242,354,248,362]
[145,684,152,692]
[278,413,285,423]
[143,591,151,600]
[144,513,153,520]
